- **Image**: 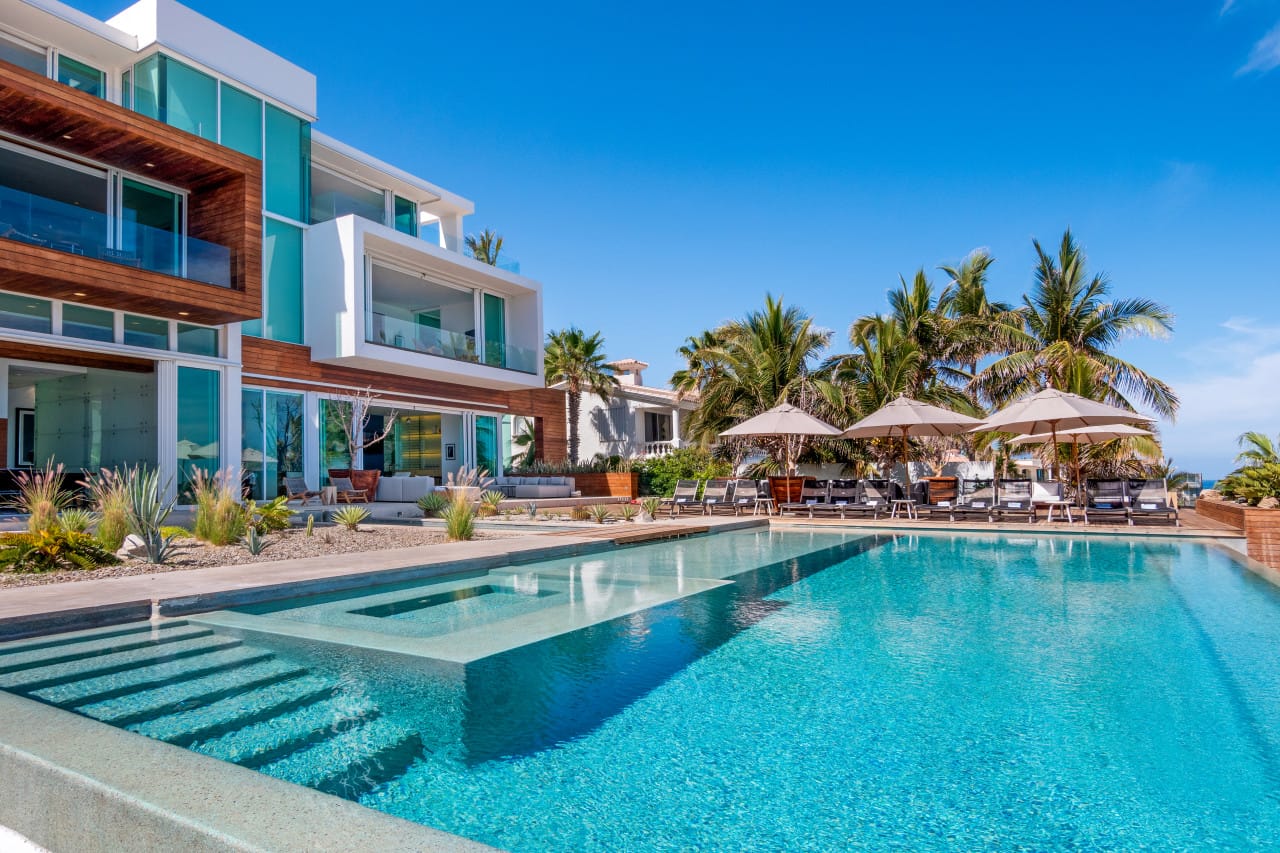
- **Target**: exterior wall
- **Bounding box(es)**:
[573,390,689,459]
[1195,499,1280,570]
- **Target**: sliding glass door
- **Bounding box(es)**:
[120,178,181,278]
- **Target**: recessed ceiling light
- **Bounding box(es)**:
[73,292,87,297]
[144,162,156,168]
[178,311,190,316]
[61,133,73,139]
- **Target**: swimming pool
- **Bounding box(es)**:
[2,528,1278,850]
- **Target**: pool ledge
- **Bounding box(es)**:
[0,691,496,853]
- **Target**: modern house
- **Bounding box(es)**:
[0,0,565,500]
[563,358,697,459]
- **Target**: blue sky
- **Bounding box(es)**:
[79,0,1280,477]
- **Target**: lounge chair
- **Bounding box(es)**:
[727,479,771,516]
[330,476,369,504]
[1084,479,1129,525]
[780,480,829,516]
[991,479,1035,523]
[704,479,738,515]
[662,479,701,517]
[809,479,859,518]
[949,479,996,522]
[840,479,890,519]
[699,479,732,515]
[915,481,956,520]
[1127,479,1179,526]
[284,474,322,506]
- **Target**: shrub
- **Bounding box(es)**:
[442,501,476,541]
[570,504,591,521]
[247,495,293,534]
[0,529,119,573]
[191,469,246,546]
[587,504,612,524]
[636,448,732,497]
[478,490,505,517]
[1218,462,1280,506]
[122,466,178,564]
[13,461,73,535]
[332,506,371,531]
[618,503,639,522]
[242,527,270,556]
[81,469,130,552]
[58,508,97,534]
[641,496,662,519]
[160,526,191,540]
[417,492,448,518]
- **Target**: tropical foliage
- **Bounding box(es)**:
[465,228,504,265]
[1217,432,1280,506]
[636,447,733,497]
[545,327,619,463]
[0,529,119,573]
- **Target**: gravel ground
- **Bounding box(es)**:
[0,524,520,589]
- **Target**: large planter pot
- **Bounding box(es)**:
[575,472,639,498]
[328,468,381,497]
[768,476,812,505]
[921,476,958,505]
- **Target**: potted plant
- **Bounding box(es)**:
[326,387,398,496]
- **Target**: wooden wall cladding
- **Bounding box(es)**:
[242,336,568,461]
[0,341,153,373]
[0,60,262,324]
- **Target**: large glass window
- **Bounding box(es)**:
[367,261,476,361]
[320,398,351,478]
[123,314,168,349]
[120,178,180,277]
[133,54,217,140]
[245,218,304,343]
[177,323,218,356]
[387,412,442,478]
[393,196,417,236]
[121,69,131,110]
[220,84,263,158]
[57,56,105,98]
[475,415,499,477]
[310,167,384,225]
[482,293,506,368]
[0,33,46,75]
[0,143,109,259]
[177,367,220,498]
[264,104,310,220]
[32,366,156,472]
[0,293,51,333]
[242,388,303,499]
[63,304,114,342]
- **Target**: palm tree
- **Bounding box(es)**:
[465,229,503,265]
[1235,431,1280,467]
[975,229,1179,419]
[544,327,619,463]
[674,295,837,465]
[938,249,1018,375]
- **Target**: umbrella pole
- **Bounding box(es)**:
[1073,439,1081,505]
[1050,423,1060,482]
[901,427,911,487]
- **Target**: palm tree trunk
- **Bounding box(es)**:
[568,391,581,464]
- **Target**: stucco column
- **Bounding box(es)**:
[671,406,681,449]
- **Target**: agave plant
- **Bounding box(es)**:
[242,527,270,556]
[478,490,506,517]
[617,503,639,522]
[121,466,178,564]
[586,504,612,524]
[57,508,98,534]
[640,496,662,520]
[417,492,448,518]
[331,506,371,531]
[524,502,539,519]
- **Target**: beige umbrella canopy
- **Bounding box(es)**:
[841,396,984,483]
[1010,423,1154,500]
[976,389,1151,480]
[720,403,842,476]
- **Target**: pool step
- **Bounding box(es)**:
[192,695,381,769]
[81,661,316,727]
[127,675,338,746]
[0,634,236,693]
[255,716,424,799]
[31,646,273,706]
[0,624,213,675]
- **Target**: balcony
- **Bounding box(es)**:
[367,313,538,375]
[0,184,232,287]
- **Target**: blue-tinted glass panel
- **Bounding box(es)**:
[393,196,416,236]
[178,366,220,498]
[0,35,45,75]
[310,167,384,225]
[121,69,131,110]
[123,314,168,349]
[63,304,114,342]
[0,293,51,333]
[177,323,218,356]
[476,415,499,477]
[120,178,180,278]
[130,54,216,140]
[261,218,303,343]
[264,104,309,220]
[58,56,105,98]
[220,84,262,158]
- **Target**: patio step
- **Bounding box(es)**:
[191,694,381,769]
[255,716,424,799]
[80,660,315,727]
[126,675,338,746]
[30,645,272,706]
[0,624,210,674]
[0,634,236,693]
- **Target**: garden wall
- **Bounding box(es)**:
[1196,499,1280,569]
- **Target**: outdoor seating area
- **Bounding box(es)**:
[660,479,776,517]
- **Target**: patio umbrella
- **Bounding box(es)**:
[719,403,842,475]
[840,396,984,484]
[975,389,1150,480]
[1010,423,1153,501]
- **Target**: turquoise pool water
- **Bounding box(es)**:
[2,530,1279,850]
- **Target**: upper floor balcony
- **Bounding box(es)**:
[305,215,544,391]
[0,57,262,325]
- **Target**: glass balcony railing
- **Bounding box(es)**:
[368,312,537,374]
[0,185,232,287]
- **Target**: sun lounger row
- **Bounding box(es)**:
[1082,479,1180,526]
[660,479,775,517]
